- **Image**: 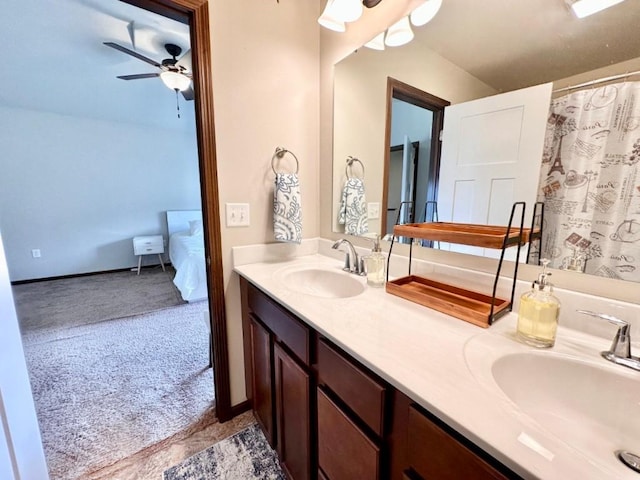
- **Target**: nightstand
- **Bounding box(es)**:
[133,235,165,275]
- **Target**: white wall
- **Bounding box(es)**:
[211,0,320,405]
[391,100,433,223]
[0,231,49,479]
[0,105,201,281]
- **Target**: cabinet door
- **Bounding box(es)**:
[274,342,311,480]
[407,406,510,480]
[250,317,275,446]
[317,387,380,480]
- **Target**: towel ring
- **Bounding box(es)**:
[345,156,365,179]
[271,147,299,174]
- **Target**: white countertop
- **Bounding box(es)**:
[233,246,639,480]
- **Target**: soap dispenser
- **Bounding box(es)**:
[364,235,386,287]
[516,259,560,348]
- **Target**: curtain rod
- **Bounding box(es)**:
[553,69,640,93]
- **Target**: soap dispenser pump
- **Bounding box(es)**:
[364,235,386,287]
[516,259,560,348]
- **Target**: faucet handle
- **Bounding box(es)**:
[576,310,628,328]
[577,309,631,360]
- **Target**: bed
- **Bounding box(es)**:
[166,210,208,302]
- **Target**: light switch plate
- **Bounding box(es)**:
[226,203,250,227]
[367,202,380,219]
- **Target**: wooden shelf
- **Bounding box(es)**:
[386,203,529,328]
[386,276,510,328]
[392,222,534,249]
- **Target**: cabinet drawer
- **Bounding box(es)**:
[317,339,385,436]
[407,405,509,480]
[247,284,310,365]
[318,387,380,480]
[133,235,164,255]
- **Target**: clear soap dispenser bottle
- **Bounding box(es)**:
[516,259,560,348]
[364,235,386,287]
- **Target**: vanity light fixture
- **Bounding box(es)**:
[364,31,386,50]
[384,16,414,47]
[410,0,442,26]
[318,0,346,32]
[318,0,363,30]
[566,0,625,18]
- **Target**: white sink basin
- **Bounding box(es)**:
[464,332,640,476]
[275,265,365,298]
[493,352,640,452]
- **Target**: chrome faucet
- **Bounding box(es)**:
[332,238,365,276]
[577,310,640,372]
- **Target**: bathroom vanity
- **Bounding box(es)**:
[235,243,640,480]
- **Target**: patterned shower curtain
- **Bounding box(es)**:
[538,81,640,282]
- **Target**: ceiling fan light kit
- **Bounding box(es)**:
[160,71,191,91]
[104,41,193,97]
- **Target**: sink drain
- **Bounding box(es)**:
[618,451,640,473]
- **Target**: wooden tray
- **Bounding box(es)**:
[393,222,533,249]
[385,275,510,328]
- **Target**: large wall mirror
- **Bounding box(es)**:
[331,0,640,283]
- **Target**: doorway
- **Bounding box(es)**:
[382,77,450,242]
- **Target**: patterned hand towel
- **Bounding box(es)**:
[338,177,368,235]
[274,173,302,244]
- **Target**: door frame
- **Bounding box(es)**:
[382,77,449,237]
[123,0,232,421]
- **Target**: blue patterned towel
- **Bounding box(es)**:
[338,178,368,235]
[274,173,302,244]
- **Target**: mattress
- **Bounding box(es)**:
[169,231,208,302]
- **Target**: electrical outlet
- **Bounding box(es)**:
[367,202,380,219]
[226,203,250,227]
[32,249,41,258]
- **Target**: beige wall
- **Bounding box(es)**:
[210,0,320,405]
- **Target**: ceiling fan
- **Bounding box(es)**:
[104,42,194,101]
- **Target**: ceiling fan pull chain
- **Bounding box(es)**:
[175,89,181,119]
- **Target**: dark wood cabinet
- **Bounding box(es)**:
[240,277,520,480]
[274,342,311,480]
[249,316,274,445]
[317,387,380,480]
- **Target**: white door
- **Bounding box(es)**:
[0,232,49,480]
[437,82,552,257]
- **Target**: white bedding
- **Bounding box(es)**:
[169,231,208,302]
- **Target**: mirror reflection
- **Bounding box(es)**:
[331,0,640,283]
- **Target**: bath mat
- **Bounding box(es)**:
[163,424,285,480]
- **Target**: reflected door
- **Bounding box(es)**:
[437,83,552,258]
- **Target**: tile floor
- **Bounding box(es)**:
[85,411,256,480]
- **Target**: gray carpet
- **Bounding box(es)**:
[22,301,215,480]
[163,424,285,480]
[13,267,186,332]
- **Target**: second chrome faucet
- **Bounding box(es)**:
[332,238,366,276]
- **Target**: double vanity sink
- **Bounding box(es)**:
[234,250,640,479]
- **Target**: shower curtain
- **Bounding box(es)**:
[538,81,640,282]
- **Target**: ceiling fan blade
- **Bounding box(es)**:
[181,85,195,101]
[117,73,160,80]
[103,42,161,68]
